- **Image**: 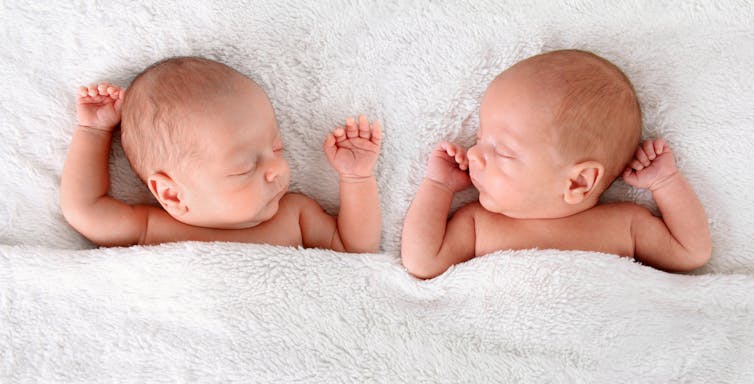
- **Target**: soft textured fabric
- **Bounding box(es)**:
[2,1,753,382]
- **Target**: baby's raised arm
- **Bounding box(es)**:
[623,139,712,271]
[401,142,477,279]
[61,83,293,247]
[61,83,155,246]
[316,115,382,253]
[62,83,213,246]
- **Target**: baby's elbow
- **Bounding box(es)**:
[358,239,381,254]
[687,246,712,271]
[401,255,442,280]
[61,202,88,236]
[675,245,712,272]
[340,240,379,254]
[60,204,111,247]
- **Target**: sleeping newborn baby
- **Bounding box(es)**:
[62,56,381,252]
[401,49,711,278]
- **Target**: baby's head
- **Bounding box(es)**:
[121,57,290,229]
[468,49,641,218]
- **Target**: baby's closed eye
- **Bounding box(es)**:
[494,150,513,159]
[230,163,256,176]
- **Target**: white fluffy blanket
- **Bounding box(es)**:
[2,1,754,382]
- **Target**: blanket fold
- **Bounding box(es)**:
[2,1,754,382]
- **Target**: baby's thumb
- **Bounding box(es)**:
[621,167,637,183]
[323,134,336,159]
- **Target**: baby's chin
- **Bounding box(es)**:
[249,188,288,224]
[478,193,503,214]
[478,193,524,218]
[187,206,277,230]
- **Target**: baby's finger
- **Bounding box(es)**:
[323,134,337,160]
[622,166,635,180]
[114,94,124,111]
[441,142,457,157]
[642,140,657,160]
[370,120,382,146]
[106,85,119,97]
[345,116,358,138]
[635,147,650,167]
[358,115,371,139]
[333,126,347,143]
[653,138,667,155]
[87,85,98,97]
[454,147,465,163]
[456,151,468,170]
[78,86,89,97]
[323,133,335,147]
[630,159,644,171]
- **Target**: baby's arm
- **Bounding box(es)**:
[61,83,154,246]
[61,84,295,247]
[60,84,287,246]
[623,139,712,271]
[321,115,382,253]
[401,142,477,279]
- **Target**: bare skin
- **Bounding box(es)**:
[61,82,382,252]
[401,63,711,279]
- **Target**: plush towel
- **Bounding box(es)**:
[2,1,754,382]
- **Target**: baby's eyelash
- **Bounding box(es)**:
[232,164,256,176]
[494,150,512,158]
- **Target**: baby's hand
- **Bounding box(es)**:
[324,115,382,180]
[426,142,471,192]
[622,138,679,191]
[76,82,123,132]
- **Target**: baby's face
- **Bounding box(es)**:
[175,81,290,229]
[467,70,569,219]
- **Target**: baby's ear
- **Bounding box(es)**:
[147,172,188,217]
[563,161,604,205]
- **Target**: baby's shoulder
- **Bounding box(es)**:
[583,202,653,228]
[453,201,487,217]
[591,202,650,216]
[280,192,312,204]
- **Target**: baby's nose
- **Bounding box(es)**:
[264,158,288,183]
[264,168,277,183]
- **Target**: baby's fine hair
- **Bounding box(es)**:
[520,49,642,190]
[120,56,248,182]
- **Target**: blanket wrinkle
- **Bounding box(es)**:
[2,1,754,382]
